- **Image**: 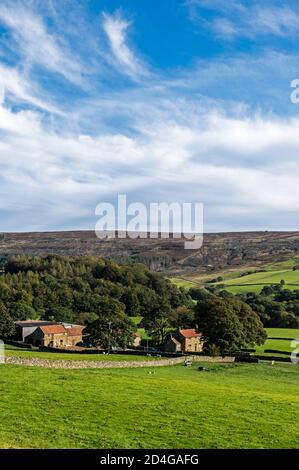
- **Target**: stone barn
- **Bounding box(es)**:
[164,329,203,353]
[177,329,203,353]
[26,324,69,347]
[63,325,85,346]
[23,323,84,348]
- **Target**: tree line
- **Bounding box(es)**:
[0,255,269,353]
[189,281,299,329]
[0,255,191,348]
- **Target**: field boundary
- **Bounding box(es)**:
[4,355,235,369]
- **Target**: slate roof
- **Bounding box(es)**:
[15,320,55,328]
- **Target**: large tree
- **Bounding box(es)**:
[194,297,266,354]
[142,300,172,346]
[0,302,16,339]
[169,306,195,329]
[85,297,135,349]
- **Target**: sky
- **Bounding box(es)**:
[1,0,299,233]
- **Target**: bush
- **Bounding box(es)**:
[205,343,220,357]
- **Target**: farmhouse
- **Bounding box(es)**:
[164,329,203,353]
[15,320,84,348]
[178,329,203,353]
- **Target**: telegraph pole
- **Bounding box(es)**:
[107,321,112,354]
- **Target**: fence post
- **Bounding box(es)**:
[0,340,4,364]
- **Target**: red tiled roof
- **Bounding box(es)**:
[39,325,66,335]
[179,329,200,338]
[67,326,84,336]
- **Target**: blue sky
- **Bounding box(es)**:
[1,0,299,232]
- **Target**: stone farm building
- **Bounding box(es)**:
[15,320,84,348]
[133,332,142,347]
[164,329,203,353]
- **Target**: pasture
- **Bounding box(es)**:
[253,328,299,355]
[212,258,299,294]
[266,328,299,339]
[4,344,157,362]
[168,277,198,289]
[0,362,298,449]
[215,270,299,294]
[255,338,293,354]
[171,257,299,294]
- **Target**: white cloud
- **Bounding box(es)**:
[253,6,299,37]
[0,1,298,232]
[0,63,63,114]
[187,1,299,39]
[0,2,83,84]
[2,86,299,232]
[102,12,148,79]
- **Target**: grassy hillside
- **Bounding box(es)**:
[217,271,299,294]
[212,258,299,294]
[169,277,198,289]
[0,362,298,449]
[171,257,299,294]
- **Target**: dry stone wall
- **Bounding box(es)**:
[5,355,235,369]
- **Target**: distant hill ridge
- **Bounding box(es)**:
[0,230,299,275]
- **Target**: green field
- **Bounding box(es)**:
[4,345,157,362]
[212,259,299,294]
[253,328,299,355]
[255,339,293,354]
[0,362,298,449]
[266,328,299,339]
[216,270,299,294]
[169,257,299,294]
[168,277,198,289]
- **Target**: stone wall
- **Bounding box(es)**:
[4,355,235,369]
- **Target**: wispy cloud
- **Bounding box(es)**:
[0,63,63,115]
[102,11,148,79]
[2,91,299,231]
[0,2,83,84]
[253,5,299,37]
[0,0,298,232]
[186,0,299,39]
